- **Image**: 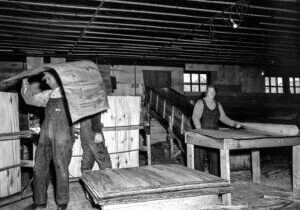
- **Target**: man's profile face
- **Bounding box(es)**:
[43,72,59,89]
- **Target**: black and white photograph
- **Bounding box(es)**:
[0,0,299,209]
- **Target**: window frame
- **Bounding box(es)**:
[289,77,300,94]
[264,76,284,94]
[183,72,208,93]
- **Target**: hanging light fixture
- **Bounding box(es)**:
[224,0,249,29]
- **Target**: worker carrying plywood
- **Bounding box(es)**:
[1,60,111,210]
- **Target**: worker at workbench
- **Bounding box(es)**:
[192,85,241,176]
[22,71,72,210]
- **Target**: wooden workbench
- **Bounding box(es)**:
[185,128,300,197]
[82,164,232,209]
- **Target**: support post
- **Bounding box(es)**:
[144,123,151,166]
[155,94,159,112]
[180,113,184,134]
[220,149,231,205]
[293,145,300,196]
[186,144,195,169]
[251,149,261,183]
[168,115,174,159]
[163,99,166,119]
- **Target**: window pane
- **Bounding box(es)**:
[295,77,300,86]
[200,74,207,83]
[278,87,283,93]
[265,77,269,86]
[271,77,276,86]
[296,87,300,94]
[290,87,294,94]
[184,73,190,83]
[290,77,294,86]
[200,85,207,92]
[192,85,199,92]
[191,74,199,83]
[278,77,283,86]
[184,85,191,92]
[265,87,270,93]
[271,87,277,93]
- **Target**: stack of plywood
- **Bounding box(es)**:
[82,164,232,210]
[69,96,141,178]
[0,92,21,198]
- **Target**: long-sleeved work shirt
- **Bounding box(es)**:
[192,99,236,129]
[21,84,62,107]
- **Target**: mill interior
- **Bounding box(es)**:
[0,0,299,210]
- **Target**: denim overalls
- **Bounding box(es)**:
[33,98,74,206]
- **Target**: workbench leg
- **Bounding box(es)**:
[220,149,231,205]
[220,149,230,182]
[251,149,261,183]
[187,144,195,169]
[293,145,300,196]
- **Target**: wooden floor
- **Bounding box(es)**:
[2,148,300,210]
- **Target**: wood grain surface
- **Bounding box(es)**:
[0,60,109,123]
[191,128,288,140]
[82,164,231,205]
[0,92,21,198]
[69,96,141,177]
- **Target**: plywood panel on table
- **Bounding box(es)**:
[82,164,231,207]
[0,92,21,198]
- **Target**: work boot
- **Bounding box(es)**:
[57,204,68,210]
[24,203,47,210]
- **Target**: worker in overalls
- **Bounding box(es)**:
[192,85,241,176]
[79,113,112,172]
[22,71,73,210]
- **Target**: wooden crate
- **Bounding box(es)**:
[82,164,232,210]
[69,96,141,178]
[0,92,21,198]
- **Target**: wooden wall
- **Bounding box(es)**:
[0,62,25,83]
[98,65,184,97]
[0,61,270,96]
[185,63,265,94]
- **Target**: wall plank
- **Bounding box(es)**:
[0,92,21,198]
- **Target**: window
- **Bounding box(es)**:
[265,77,283,94]
[289,77,300,94]
[184,73,207,93]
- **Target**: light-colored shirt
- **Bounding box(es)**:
[21,84,62,107]
[192,99,235,129]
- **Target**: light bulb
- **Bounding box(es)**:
[230,18,238,29]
